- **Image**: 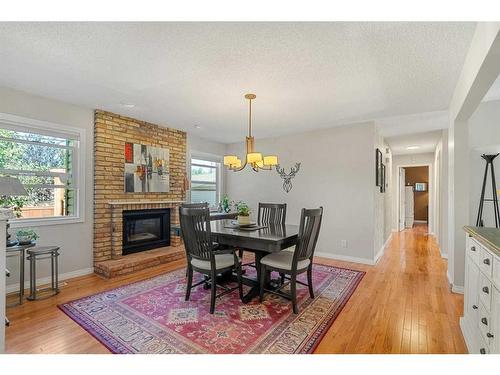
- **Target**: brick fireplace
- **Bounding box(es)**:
[93,110,187,278]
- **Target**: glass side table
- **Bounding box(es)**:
[6,242,35,306]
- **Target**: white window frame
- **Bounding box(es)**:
[0,112,86,227]
[189,152,223,211]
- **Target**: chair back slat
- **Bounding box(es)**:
[294,207,323,262]
[258,203,287,226]
[179,206,213,261]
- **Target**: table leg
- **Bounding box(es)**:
[241,251,270,303]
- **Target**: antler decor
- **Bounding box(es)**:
[275,163,301,193]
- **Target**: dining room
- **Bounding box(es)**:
[3,9,496,375]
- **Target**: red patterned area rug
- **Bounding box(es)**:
[59,263,364,354]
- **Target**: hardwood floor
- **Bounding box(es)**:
[5,224,467,354]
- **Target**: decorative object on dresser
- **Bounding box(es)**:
[124,142,170,193]
[475,154,499,228]
[15,228,38,245]
[276,163,301,193]
[461,226,500,354]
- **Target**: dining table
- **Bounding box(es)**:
[210,220,299,303]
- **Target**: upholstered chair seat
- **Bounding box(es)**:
[260,251,310,270]
[191,254,241,271]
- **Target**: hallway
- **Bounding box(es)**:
[314,224,467,353]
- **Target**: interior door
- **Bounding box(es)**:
[399,167,406,231]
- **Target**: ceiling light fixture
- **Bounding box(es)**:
[194,125,201,129]
[406,146,420,150]
[120,103,136,108]
[223,94,278,172]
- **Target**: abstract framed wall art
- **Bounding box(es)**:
[124,142,170,193]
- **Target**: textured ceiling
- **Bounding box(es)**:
[386,130,443,155]
[0,22,475,143]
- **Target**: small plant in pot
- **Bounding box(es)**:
[235,201,251,226]
[16,228,39,245]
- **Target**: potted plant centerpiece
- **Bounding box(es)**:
[235,201,251,226]
[16,228,39,245]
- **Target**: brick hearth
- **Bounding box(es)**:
[94,245,186,278]
[93,110,187,277]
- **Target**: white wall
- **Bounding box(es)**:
[448,23,500,290]
[433,129,448,257]
[391,153,435,233]
[0,86,95,287]
[468,100,500,227]
[374,130,392,261]
[226,122,382,265]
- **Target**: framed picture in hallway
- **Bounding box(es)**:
[376,148,382,187]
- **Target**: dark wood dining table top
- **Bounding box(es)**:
[210,220,299,253]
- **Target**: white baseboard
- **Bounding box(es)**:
[414,220,428,224]
[447,270,453,287]
[6,267,94,294]
[446,271,464,294]
[315,251,375,265]
[374,233,393,264]
[440,252,448,259]
[452,284,464,294]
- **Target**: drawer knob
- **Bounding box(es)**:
[482,286,490,294]
[483,258,490,265]
[472,305,478,309]
[480,348,486,354]
[481,317,488,325]
[487,332,494,338]
[471,246,476,252]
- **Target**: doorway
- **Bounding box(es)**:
[398,165,431,232]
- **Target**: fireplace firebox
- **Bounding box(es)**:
[122,208,170,255]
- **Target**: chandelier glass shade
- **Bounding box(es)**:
[223,94,278,172]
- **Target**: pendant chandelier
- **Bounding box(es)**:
[223,94,278,172]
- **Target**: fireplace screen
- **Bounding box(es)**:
[122,208,170,255]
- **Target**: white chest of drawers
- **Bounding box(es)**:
[461,227,500,354]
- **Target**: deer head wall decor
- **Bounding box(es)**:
[275,163,301,193]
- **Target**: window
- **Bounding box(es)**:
[190,157,221,209]
[0,113,84,224]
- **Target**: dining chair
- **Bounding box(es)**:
[239,203,287,264]
[179,206,243,314]
[259,207,323,314]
